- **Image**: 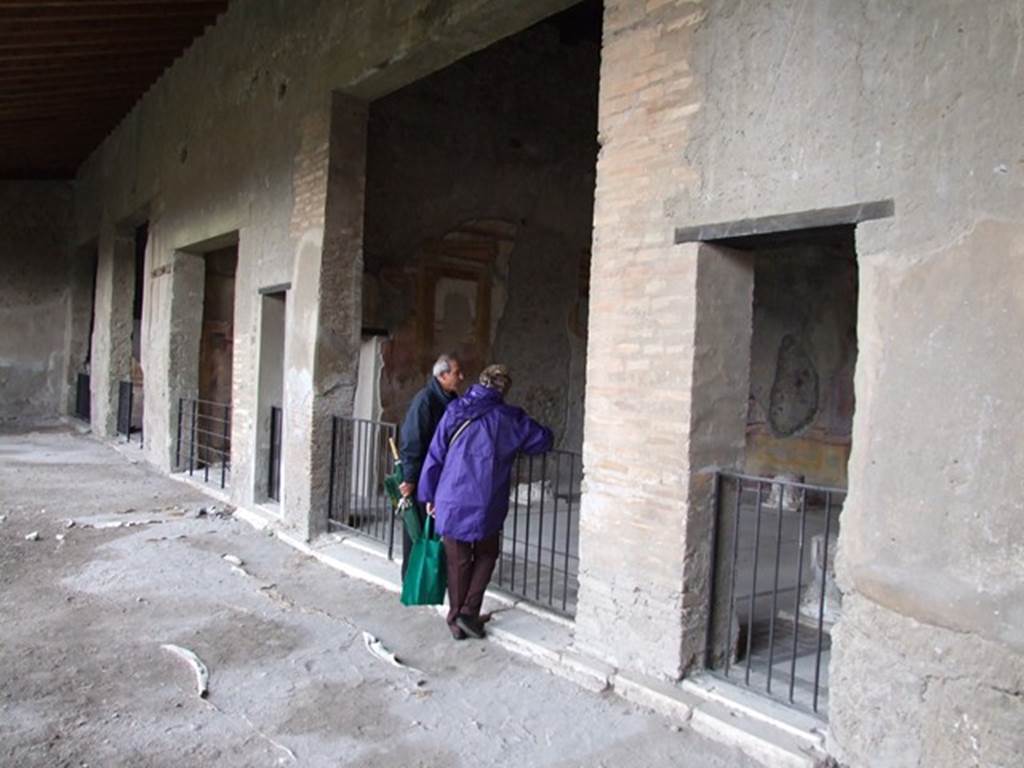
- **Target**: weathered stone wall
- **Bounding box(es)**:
[363,16,598,449]
[0,182,74,422]
[576,1,1024,765]
[71,0,578,527]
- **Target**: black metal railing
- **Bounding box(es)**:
[327,415,582,616]
[706,471,845,718]
[268,406,282,501]
[116,380,142,445]
[75,373,91,422]
[495,449,581,616]
[175,397,232,489]
[327,417,400,557]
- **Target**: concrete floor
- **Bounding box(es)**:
[0,425,760,768]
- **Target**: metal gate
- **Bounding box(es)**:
[706,471,844,717]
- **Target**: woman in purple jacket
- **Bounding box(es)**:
[418,364,553,640]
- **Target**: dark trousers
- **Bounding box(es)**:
[443,533,500,625]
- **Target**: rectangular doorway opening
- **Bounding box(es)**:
[74,245,99,423]
[329,0,602,616]
[175,242,238,490]
[706,224,858,719]
[119,222,148,443]
[255,289,286,504]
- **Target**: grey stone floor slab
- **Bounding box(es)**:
[0,426,760,768]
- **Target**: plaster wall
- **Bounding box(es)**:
[576,1,1024,764]
[72,0,579,526]
[0,182,74,422]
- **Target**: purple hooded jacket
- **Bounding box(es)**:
[417,384,553,542]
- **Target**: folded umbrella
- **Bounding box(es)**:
[385,438,423,544]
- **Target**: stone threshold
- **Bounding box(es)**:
[159,461,832,767]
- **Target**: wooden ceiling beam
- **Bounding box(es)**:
[0,80,148,99]
[0,72,158,89]
[0,53,173,72]
[0,19,215,39]
[0,34,202,52]
[0,0,229,176]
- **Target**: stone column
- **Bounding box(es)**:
[573,242,752,681]
[89,228,135,438]
[281,93,368,539]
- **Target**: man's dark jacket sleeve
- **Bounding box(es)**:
[399,389,433,484]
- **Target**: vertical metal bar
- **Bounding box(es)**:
[510,455,520,592]
[378,424,387,540]
[812,492,835,714]
[523,454,534,594]
[563,453,575,613]
[364,421,372,528]
[370,422,376,534]
[327,416,337,521]
[358,421,367,528]
[366,422,374,533]
[365,422,373,534]
[374,423,384,540]
[353,420,362,527]
[126,384,133,443]
[203,405,210,483]
[788,487,808,703]
[724,476,743,678]
[369,422,378,538]
[347,420,356,524]
[220,403,230,489]
[175,397,183,470]
[188,400,197,476]
[341,418,351,523]
[535,451,547,601]
[765,479,786,694]
[745,481,764,686]
[267,409,273,500]
[387,424,396,561]
[704,471,723,669]
[376,423,385,536]
[548,452,561,607]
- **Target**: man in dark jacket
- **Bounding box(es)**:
[419,364,553,640]
[399,354,463,578]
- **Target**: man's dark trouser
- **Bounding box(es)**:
[443,533,500,626]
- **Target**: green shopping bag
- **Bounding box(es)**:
[400,514,447,606]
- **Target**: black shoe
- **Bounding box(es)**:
[449,624,467,641]
[455,613,486,639]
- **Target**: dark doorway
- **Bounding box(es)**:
[706,225,858,718]
[198,246,238,409]
[197,246,238,464]
[256,290,286,503]
[75,246,99,422]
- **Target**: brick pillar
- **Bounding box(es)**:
[281,94,368,539]
[574,242,752,680]
[90,228,135,438]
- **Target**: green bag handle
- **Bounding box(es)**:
[422,514,434,540]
